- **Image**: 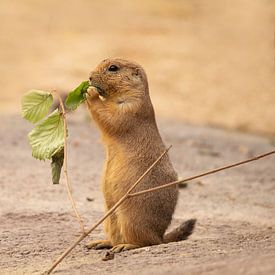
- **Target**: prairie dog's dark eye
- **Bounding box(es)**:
[108,65,119,72]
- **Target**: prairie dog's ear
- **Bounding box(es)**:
[132,68,141,80]
[133,68,140,76]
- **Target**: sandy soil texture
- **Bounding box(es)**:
[1,111,275,274]
[0,0,275,136]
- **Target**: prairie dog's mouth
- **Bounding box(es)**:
[88,83,107,101]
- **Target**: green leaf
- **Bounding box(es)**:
[28,109,65,160]
[65,81,89,110]
[51,148,64,184]
[21,90,53,123]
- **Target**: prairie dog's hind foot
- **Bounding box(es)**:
[86,240,112,250]
[110,243,140,253]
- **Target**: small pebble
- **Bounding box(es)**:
[102,251,115,261]
[86,197,94,202]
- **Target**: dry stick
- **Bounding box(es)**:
[46,146,172,274]
[52,91,85,234]
[128,150,275,198]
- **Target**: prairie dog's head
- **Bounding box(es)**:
[87,58,155,136]
[88,58,149,102]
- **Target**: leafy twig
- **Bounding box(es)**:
[46,146,171,274]
[52,91,85,234]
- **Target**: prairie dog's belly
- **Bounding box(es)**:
[102,153,178,245]
[102,153,178,209]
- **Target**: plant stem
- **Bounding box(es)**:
[46,146,171,274]
[128,150,275,198]
[52,91,85,234]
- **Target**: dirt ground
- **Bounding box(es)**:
[1,110,275,274]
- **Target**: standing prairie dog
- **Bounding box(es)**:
[86,58,195,253]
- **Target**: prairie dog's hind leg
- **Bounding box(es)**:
[104,213,124,245]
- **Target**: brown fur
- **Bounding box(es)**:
[86,58,195,250]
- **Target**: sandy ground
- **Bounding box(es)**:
[1,110,275,274]
[0,0,275,136]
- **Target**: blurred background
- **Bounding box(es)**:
[0,0,274,136]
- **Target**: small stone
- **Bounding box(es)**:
[86,197,94,202]
[178,182,188,189]
[102,251,114,261]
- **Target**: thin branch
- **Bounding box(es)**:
[46,146,171,274]
[52,91,85,234]
[128,150,275,198]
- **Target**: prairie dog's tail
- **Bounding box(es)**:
[163,219,196,243]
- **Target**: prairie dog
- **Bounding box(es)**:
[86,58,195,253]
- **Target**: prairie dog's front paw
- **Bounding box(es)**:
[86,86,99,104]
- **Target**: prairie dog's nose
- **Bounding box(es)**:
[89,73,96,86]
